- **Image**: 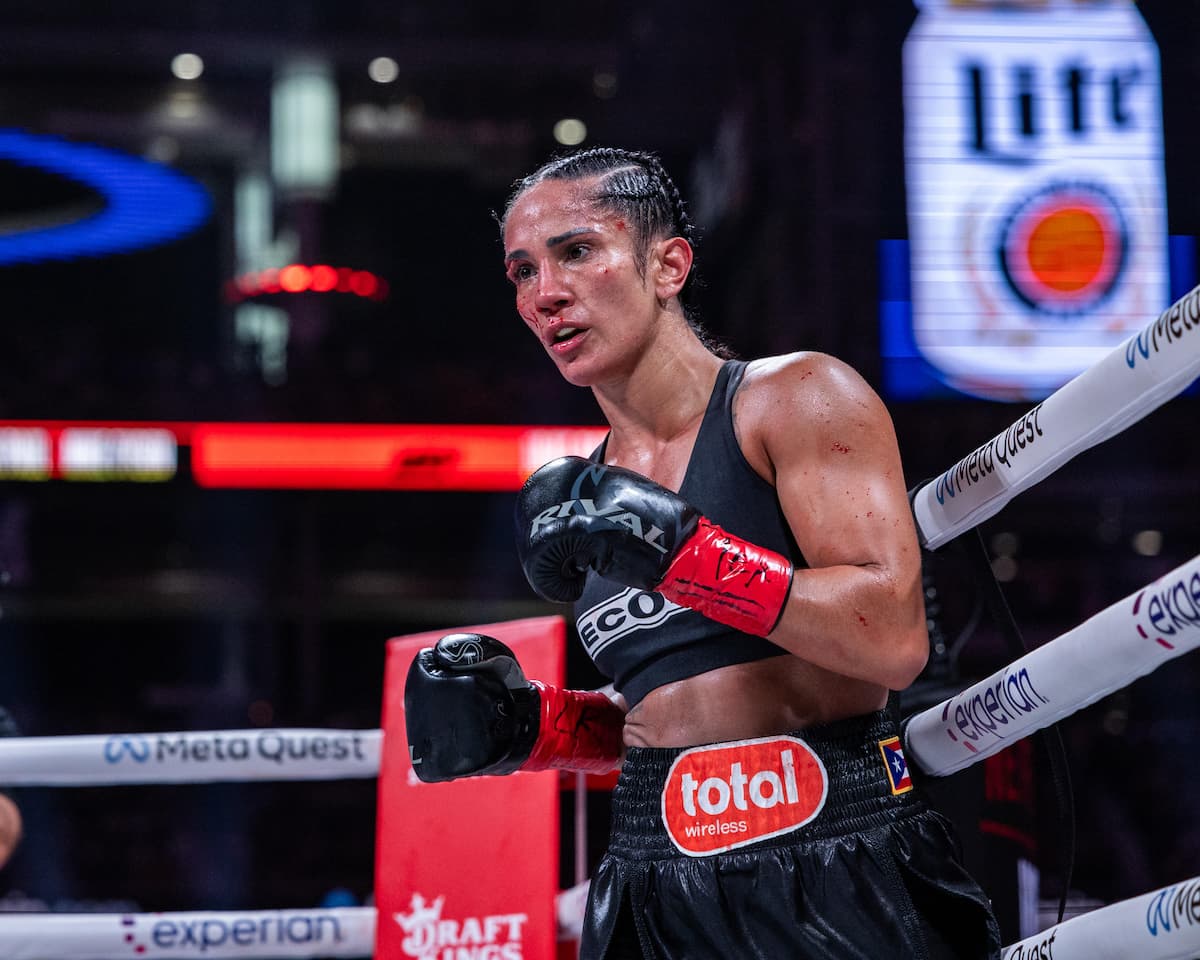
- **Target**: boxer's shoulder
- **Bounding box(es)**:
[739,352,872,408]
[738,353,891,451]
[732,353,877,480]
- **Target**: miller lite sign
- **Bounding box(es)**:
[903,0,1169,400]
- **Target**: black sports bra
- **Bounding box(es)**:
[571,360,808,707]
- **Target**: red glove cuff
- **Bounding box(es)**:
[658,517,793,637]
[521,682,625,774]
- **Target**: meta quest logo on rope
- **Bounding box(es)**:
[901,0,1169,401]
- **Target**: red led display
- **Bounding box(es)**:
[0,420,607,490]
[223,264,390,303]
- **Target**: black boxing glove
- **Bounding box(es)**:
[516,456,702,601]
[404,633,623,783]
[516,456,793,637]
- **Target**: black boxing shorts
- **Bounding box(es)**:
[581,710,1002,960]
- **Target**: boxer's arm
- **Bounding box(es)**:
[739,353,928,690]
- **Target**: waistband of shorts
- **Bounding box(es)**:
[607,709,923,859]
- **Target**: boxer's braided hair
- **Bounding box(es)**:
[502,147,711,330]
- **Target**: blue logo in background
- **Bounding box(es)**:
[0,129,210,266]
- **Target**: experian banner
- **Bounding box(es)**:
[0,908,375,959]
[903,0,1169,401]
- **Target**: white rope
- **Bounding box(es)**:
[1002,876,1200,960]
[905,552,1200,776]
[1,884,1196,960]
[0,728,381,785]
[911,282,1200,550]
[0,907,375,959]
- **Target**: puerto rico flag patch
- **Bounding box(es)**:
[878,737,913,795]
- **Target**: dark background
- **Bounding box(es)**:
[0,0,1196,929]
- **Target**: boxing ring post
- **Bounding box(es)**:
[375,616,567,960]
[910,283,1200,551]
[574,770,588,887]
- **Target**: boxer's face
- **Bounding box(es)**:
[503,176,659,386]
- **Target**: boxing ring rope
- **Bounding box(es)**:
[0,907,376,959]
[2,510,1194,793]
[911,282,1200,551]
[903,551,1200,776]
[0,728,1192,960]
[0,728,381,785]
[902,280,1200,772]
[894,284,1200,952]
[0,291,1194,957]
[0,883,1195,960]
[0,879,1193,960]
[1001,876,1200,960]
[2,543,1192,790]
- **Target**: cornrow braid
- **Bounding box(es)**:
[501,146,700,309]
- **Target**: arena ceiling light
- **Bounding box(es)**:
[170,53,205,81]
[553,118,587,146]
[367,57,399,84]
[0,130,211,266]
